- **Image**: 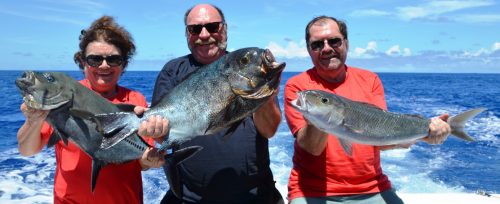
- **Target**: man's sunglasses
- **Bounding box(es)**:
[85,55,124,67]
[309,38,343,51]
[186,22,222,35]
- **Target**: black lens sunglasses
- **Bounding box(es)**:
[186,22,222,35]
[85,55,124,67]
[309,38,343,51]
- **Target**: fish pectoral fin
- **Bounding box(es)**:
[338,138,353,157]
[91,159,106,192]
[100,128,136,149]
[342,121,364,134]
[47,128,68,147]
[221,120,242,141]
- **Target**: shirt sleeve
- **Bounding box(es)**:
[284,79,306,136]
[40,122,53,145]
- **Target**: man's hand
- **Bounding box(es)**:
[134,106,169,139]
[139,147,165,170]
[421,114,451,144]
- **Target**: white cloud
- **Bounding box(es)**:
[385,45,412,57]
[493,42,500,51]
[457,14,500,23]
[396,0,495,21]
[351,41,378,59]
[266,41,309,58]
[349,9,390,17]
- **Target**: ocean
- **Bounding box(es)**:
[0,70,498,203]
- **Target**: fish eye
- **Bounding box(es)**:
[321,98,329,103]
[240,54,250,65]
[43,73,55,82]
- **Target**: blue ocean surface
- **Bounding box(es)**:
[0,70,498,203]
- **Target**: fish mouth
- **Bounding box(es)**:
[16,71,70,110]
[291,91,308,113]
[261,49,285,77]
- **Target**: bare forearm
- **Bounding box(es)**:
[253,97,281,138]
[17,120,45,156]
[296,124,328,156]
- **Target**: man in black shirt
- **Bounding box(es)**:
[136,3,284,204]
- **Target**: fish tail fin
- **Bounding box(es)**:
[448,108,487,141]
[164,146,203,198]
[70,109,139,149]
[91,159,105,192]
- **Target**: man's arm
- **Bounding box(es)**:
[253,95,281,138]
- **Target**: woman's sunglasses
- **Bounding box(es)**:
[309,38,343,51]
[85,55,124,67]
[186,22,222,35]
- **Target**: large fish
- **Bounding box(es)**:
[291,90,486,156]
[15,71,201,192]
[83,47,285,152]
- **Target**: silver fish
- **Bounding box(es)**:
[15,71,200,192]
[82,47,285,151]
[291,90,486,156]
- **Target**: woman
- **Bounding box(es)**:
[16,16,162,204]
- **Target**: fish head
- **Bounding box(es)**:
[227,47,285,99]
[291,90,346,127]
[15,71,73,110]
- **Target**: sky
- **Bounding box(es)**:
[1,0,499,73]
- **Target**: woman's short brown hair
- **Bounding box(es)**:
[74,15,135,72]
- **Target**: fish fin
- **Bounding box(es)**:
[338,138,353,157]
[116,103,136,112]
[47,128,68,147]
[100,128,136,149]
[448,108,487,141]
[91,159,106,192]
[71,108,138,149]
[164,146,203,198]
[354,101,386,111]
[221,120,242,141]
[406,114,426,119]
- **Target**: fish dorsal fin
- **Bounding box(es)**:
[116,103,136,112]
[338,138,353,157]
[91,159,106,192]
[405,114,426,119]
[356,101,385,111]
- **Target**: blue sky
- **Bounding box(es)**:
[1,0,499,73]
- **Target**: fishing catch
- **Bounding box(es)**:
[15,71,200,192]
[291,90,486,156]
[82,47,285,151]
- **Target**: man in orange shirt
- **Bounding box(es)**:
[284,16,452,204]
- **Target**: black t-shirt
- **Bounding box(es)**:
[153,54,277,203]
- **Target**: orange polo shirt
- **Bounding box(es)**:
[40,79,153,204]
[284,66,392,200]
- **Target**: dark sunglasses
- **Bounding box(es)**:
[85,55,124,67]
[186,22,222,35]
[309,38,343,51]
